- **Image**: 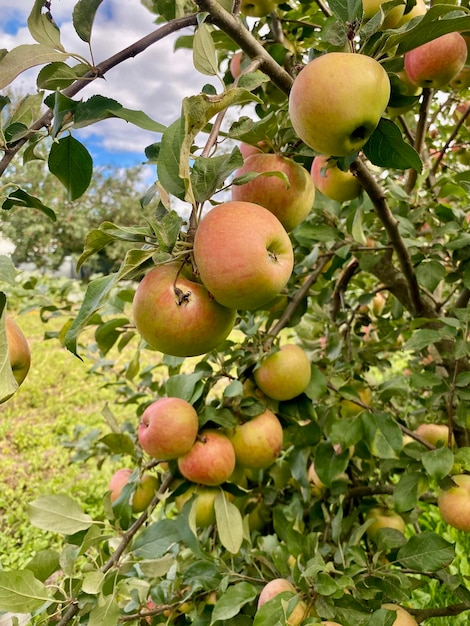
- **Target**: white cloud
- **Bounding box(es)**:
[0,0,220,162]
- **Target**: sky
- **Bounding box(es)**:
[0,0,220,169]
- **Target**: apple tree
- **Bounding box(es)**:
[0,0,470,624]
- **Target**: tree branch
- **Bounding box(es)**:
[194,0,294,95]
[430,102,470,176]
[0,14,199,177]
[405,87,433,193]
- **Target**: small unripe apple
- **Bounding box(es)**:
[109,469,159,513]
[5,314,31,387]
[404,32,467,89]
[132,262,236,357]
[232,153,315,232]
[289,53,390,157]
[415,423,452,447]
[340,386,372,417]
[228,409,283,470]
[178,430,236,486]
[175,485,220,527]
[396,0,426,25]
[381,604,418,625]
[438,474,470,531]
[240,0,276,17]
[257,579,307,626]
[366,507,406,541]
[230,51,243,79]
[310,156,361,203]
[254,344,311,401]
[138,397,199,460]
[450,66,470,90]
[193,201,294,310]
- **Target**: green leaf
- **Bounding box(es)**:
[0,44,69,89]
[314,442,349,487]
[72,0,104,43]
[48,135,93,200]
[422,447,454,480]
[193,23,219,76]
[2,188,56,221]
[404,328,453,351]
[149,209,184,253]
[87,595,120,626]
[28,494,93,534]
[0,256,18,285]
[73,95,166,132]
[133,519,180,558]
[0,570,50,613]
[397,532,455,572]
[191,147,244,202]
[165,371,206,403]
[27,0,63,50]
[157,118,186,200]
[37,61,89,90]
[99,433,136,456]
[64,273,117,355]
[393,471,420,512]
[210,582,258,624]
[363,118,422,171]
[214,491,244,554]
[328,0,363,22]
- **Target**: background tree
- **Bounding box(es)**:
[0,0,469,625]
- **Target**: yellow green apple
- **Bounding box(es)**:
[381,604,418,625]
[240,0,276,17]
[138,397,199,460]
[438,474,470,531]
[228,409,283,470]
[193,201,294,310]
[415,423,452,447]
[340,386,372,417]
[310,155,361,202]
[177,430,236,486]
[289,53,390,156]
[396,0,427,25]
[404,32,467,89]
[366,507,406,541]
[232,153,315,232]
[230,51,243,79]
[450,66,470,90]
[175,485,221,527]
[253,344,311,401]
[109,469,159,513]
[257,578,307,626]
[132,262,236,357]
[5,314,31,387]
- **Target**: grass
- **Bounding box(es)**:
[0,308,130,570]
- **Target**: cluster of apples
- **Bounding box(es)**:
[1,314,31,404]
[108,343,312,523]
[256,578,419,625]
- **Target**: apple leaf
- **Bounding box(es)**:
[133,519,181,559]
[2,188,56,221]
[422,447,454,480]
[48,135,93,200]
[363,118,422,171]
[214,491,244,554]
[393,471,420,512]
[28,494,94,534]
[210,582,258,624]
[0,44,69,89]
[397,532,455,572]
[193,23,218,76]
[191,147,244,203]
[87,595,120,626]
[72,0,104,43]
[0,570,50,613]
[328,0,363,23]
[27,0,64,50]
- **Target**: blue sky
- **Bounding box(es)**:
[0,0,216,169]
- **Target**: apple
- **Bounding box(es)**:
[308,462,326,497]
[240,0,276,17]
[450,66,470,90]
[415,423,452,447]
[289,53,390,157]
[193,201,294,310]
[257,579,307,626]
[381,604,418,626]
[253,344,311,401]
[177,430,236,486]
[132,262,236,357]
[404,32,467,89]
[175,485,220,527]
[310,156,361,203]
[230,51,243,80]
[386,71,422,116]
[228,409,283,470]
[362,0,406,28]
[371,292,386,316]
[396,0,427,25]
[138,397,199,460]
[109,469,159,513]
[239,142,267,160]
[340,386,372,417]
[232,154,315,232]
[5,314,31,387]
[366,507,406,541]
[438,474,470,531]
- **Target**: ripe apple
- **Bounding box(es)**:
[228,409,283,470]
[239,142,267,160]
[175,485,220,527]
[366,507,406,541]
[109,469,159,513]
[438,474,470,531]
[138,397,199,460]
[253,344,311,401]
[240,0,276,17]
[450,66,470,90]
[310,156,361,203]
[5,314,31,387]
[230,51,243,80]
[381,604,418,626]
[232,154,315,232]
[178,430,236,486]
[396,0,426,25]
[289,53,390,157]
[404,32,467,89]
[362,0,405,28]
[193,201,294,310]
[257,579,307,626]
[415,423,452,447]
[340,386,372,417]
[132,262,236,357]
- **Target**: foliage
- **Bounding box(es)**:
[0,0,469,624]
